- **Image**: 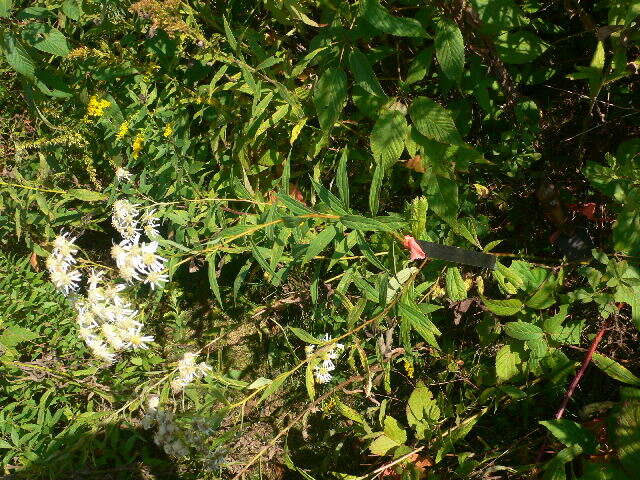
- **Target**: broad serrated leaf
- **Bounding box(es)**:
[406,381,440,439]
[0,0,13,18]
[369,434,399,456]
[0,326,37,347]
[314,68,347,131]
[482,297,524,316]
[409,97,462,145]
[504,321,543,341]
[349,49,385,96]
[28,26,69,56]
[445,267,468,301]
[383,416,407,444]
[2,32,35,78]
[435,18,465,82]
[422,174,458,219]
[592,353,640,386]
[405,47,433,85]
[361,0,426,38]
[613,400,640,474]
[62,0,83,20]
[496,344,521,381]
[540,419,597,451]
[370,110,408,168]
[496,30,548,64]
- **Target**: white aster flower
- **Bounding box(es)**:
[52,232,79,262]
[115,167,133,182]
[123,328,154,349]
[314,365,332,384]
[50,269,82,295]
[144,270,168,290]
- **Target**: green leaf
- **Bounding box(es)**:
[613,400,640,475]
[409,97,462,145]
[361,0,426,38]
[435,18,465,82]
[495,30,548,64]
[504,321,543,341]
[62,0,83,20]
[592,353,640,386]
[406,381,440,439]
[404,47,433,85]
[422,174,458,219]
[306,358,317,400]
[28,26,69,56]
[370,110,408,168]
[223,15,237,51]
[337,149,350,210]
[399,303,441,348]
[289,327,321,344]
[540,419,597,451]
[348,49,385,97]
[0,325,37,347]
[542,445,583,480]
[369,434,400,456]
[445,267,468,301]
[340,215,392,232]
[303,225,337,264]
[65,189,106,202]
[482,297,524,316]
[369,162,384,216]
[1,32,35,78]
[383,416,407,444]
[207,253,223,307]
[314,68,348,131]
[336,400,370,429]
[0,0,13,18]
[496,344,521,381]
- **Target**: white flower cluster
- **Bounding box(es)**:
[74,269,153,363]
[305,334,344,384]
[141,396,189,457]
[46,232,83,295]
[110,199,167,289]
[46,230,155,364]
[171,352,212,391]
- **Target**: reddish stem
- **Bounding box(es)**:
[554,326,607,419]
[535,324,607,464]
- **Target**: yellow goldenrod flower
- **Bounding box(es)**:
[132,133,144,159]
[116,121,130,140]
[87,96,111,117]
[163,124,173,137]
[404,358,414,378]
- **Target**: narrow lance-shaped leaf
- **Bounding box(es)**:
[337,149,350,209]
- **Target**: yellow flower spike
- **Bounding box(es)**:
[132,133,144,159]
[404,358,414,378]
[163,124,173,137]
[116,121,130,140]
[87,96,111,117]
